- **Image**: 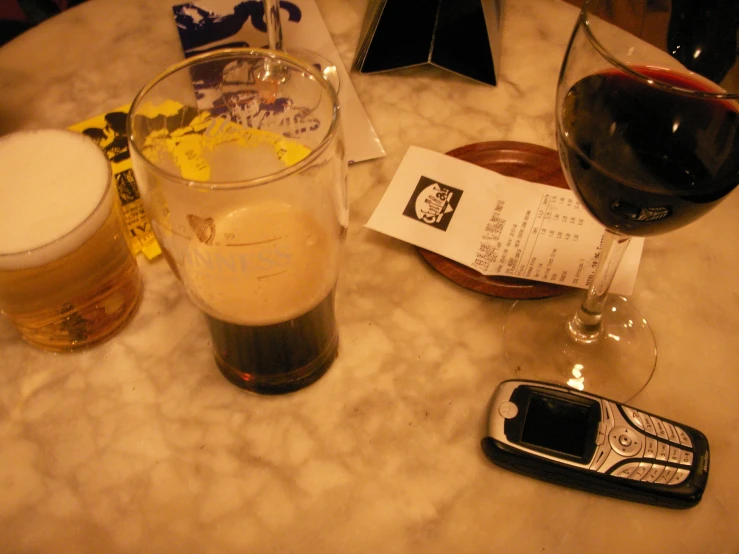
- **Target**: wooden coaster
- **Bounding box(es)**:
[417,141,571,299]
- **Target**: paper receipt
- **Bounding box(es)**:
[366,146,644,295]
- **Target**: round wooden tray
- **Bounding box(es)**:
[417,141,570,299]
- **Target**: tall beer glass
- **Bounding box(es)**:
[0,129,143,351]
[128,49,347,394]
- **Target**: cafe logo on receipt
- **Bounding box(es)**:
[403,176,463,231]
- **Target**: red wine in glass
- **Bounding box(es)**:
[559,67,739,237]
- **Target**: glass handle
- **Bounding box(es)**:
[567,229,632,344]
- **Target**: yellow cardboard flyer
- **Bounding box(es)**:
[69,105,161,260]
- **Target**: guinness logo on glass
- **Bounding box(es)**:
[187,214,216,244]
[402,176,463,231]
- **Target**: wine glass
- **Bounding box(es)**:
[261,0,340,92]
[504,0,739,401]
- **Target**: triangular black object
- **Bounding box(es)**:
[352,0,503,86]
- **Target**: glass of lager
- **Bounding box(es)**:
[0,129,143,351]
[128,49,347,394]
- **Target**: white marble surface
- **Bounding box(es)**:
[1,0,739,552]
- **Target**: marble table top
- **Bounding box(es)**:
[1,0,738,552]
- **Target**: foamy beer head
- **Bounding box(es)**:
[0,130,111,269]
[180,202,339,326]
[0,129,142,351]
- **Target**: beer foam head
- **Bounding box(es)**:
[0,129,112,270]
[179,202,340,326]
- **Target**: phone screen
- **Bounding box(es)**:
[520,391,599,460]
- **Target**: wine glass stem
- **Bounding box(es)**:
[259,0,289,84]
[264,0,284,52]
[567,229,632,344]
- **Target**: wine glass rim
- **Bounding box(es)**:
[580,0,739,100]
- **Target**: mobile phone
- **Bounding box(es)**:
[481,379,709,509]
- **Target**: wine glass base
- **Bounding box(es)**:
[287,48,341,94]
[503,294,656,402]
[255,49,340,93]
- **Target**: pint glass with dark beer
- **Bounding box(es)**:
[128,49,347,394]
[0,130,142,351]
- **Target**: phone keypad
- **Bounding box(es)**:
[643,436,658,459]
[668,445,682,464]
[652,418,669,441]
[676,427,693,448]
[628,461,652,481]
[608,404,696,487]
[656,441,670,462]
[642,464,665,483]
[611,463,640,478]
[609,426,643,457]
[666,422,681,443]
[670,467,691,485]
[655,465,678,485]
[621,406,643,429]
[590,447,609,471]
[638,412,657,435]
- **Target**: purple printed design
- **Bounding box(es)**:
[171,1,320,140]
[221,88,320,138]
[173,1,301,57]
